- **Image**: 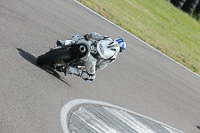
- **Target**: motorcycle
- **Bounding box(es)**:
[36,39,88,74]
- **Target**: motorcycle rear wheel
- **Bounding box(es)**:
[37,49,71,66]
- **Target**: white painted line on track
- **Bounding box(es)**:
[61,99,184,133]
[103,107,153,133]
[74,0,200,79]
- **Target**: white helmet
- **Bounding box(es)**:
[114,38,126,53]
[96,38,126,59]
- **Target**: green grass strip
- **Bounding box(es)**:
[78,0,200,75]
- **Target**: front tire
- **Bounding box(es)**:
[37,49,71,66]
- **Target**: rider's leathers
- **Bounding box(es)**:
[60,32,120,81]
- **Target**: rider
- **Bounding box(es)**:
[56,32,126,82]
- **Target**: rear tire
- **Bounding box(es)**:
[182,0,200,14]
[171,1,184,8]
[37,49,71,66]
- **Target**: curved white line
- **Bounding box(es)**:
[61,99,184,133]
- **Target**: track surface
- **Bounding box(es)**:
[0,0,200,133]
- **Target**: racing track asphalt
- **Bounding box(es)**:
[0,0,200,133]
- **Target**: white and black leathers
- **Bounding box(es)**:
[58,32,120,82]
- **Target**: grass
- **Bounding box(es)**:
[77,0,200,75]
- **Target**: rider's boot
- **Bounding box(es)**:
[56,40,65,46]
[56,40,63,46]
[56,40,73,47]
